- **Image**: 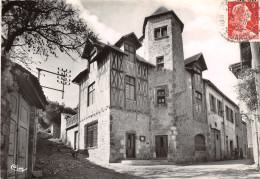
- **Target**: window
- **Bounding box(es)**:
[194,134,206,151]
[225,106,234,123]
[156,56,164,71]
[226,106,229,121]
[154,26,168,39]
[195,91,202,113]
[88,82,95,106]
[194,66,202,83]
[85,122,98,148]
[125,75,135,100]
[230,109,234,123]
[124,43,135,63]
[235,113,239,126]
[157,89,166,106]
[217,100,223,116]
[210,94,216,113]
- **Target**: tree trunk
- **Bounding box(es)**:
[250,42,260,171]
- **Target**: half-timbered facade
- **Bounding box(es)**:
[72,6,240,164]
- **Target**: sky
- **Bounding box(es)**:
[35,0,241,108]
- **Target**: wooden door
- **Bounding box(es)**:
[211,129,221,160]
[230,141,233,158]
[8,93,19,178]
[215,130,221,160]
[156,135,168,158]
[210,129,216,160]
[126,134,135,158]
[17,96,30,179]
[8,93,30,179]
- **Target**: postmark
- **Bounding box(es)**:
[217,0,260,42]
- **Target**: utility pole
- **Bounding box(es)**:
[250,42,260,171]
[57,68,71,99]
[37,67,71,99]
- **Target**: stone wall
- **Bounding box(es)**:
[1,94,11,179]
[78,109,110,164]
[173,72,209,163]
[143,11,209,163]
[1,57,13,178]
[109,109,150,162]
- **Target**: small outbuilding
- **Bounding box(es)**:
[1,55,48,179]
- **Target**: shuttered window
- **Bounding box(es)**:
[217,100,223,116]
[85,122,98,148]
[209,94,216,112]
[226,106,229,121]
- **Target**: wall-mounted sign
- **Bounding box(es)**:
[140,136,145,142]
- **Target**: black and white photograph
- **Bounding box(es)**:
[1,0,260,178]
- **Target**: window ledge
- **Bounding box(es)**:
[155,105,167,108]
[155,36,169,40]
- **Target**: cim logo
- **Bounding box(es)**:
[11,164,27,172]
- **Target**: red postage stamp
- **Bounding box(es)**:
[228,1,259,40]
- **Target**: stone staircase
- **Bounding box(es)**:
[120,159,175,165]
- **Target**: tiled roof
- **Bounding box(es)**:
[136,54,155,67]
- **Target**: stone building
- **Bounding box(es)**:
[72,6,240,164]
[204,79,243,160]
[1,55,47,178]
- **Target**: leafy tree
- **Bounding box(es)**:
[42,101,77,125]
[2,0,97,68]
[237,68,258,112]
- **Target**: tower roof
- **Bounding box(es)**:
[151,6,169,16]
[142,6,184,35]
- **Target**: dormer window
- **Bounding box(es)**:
[154,26,167,39]
[124,43,135,63]
[194,66,202,83]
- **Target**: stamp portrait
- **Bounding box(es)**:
[228,1,259,40]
